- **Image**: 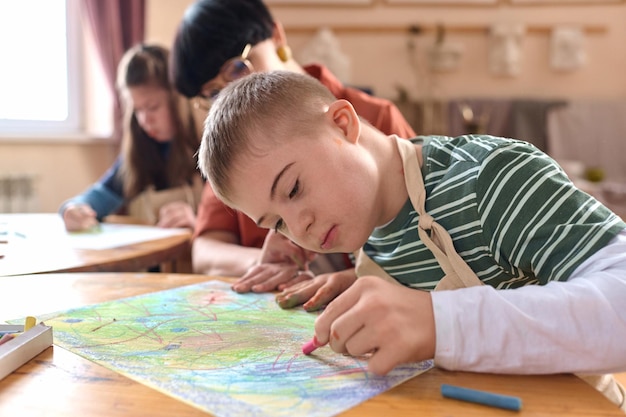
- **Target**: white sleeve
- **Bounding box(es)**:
[432,228,626,375]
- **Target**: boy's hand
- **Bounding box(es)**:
[63,204,98,231]
[232,262,313,293]
[230,230,319,293]
[313,275,436,376]
[276,268,357,311]
[157,201,196,229]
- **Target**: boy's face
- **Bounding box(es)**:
[226,122,379,254]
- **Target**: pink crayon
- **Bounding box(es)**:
[0,333,15,346]
[302,336,323,355]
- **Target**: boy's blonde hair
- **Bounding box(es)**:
[198,71,336,204]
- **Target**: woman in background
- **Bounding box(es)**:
[60,44,202,232]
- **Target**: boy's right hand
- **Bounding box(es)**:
[313,275,435,376]
[62,204,98,231]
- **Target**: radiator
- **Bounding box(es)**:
[0,174,38,213]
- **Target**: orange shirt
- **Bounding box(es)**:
[193,64,416,252]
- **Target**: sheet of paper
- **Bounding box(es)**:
[0,214,188,250]
[41,281,432,417]
[66,223,189,250]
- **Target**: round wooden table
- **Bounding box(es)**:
[0,272,621,417]
[0,214,191,276]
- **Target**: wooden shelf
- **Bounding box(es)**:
[284,22,607,35]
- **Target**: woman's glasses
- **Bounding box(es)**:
[194,44,253,111]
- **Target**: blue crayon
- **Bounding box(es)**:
[441,384,522,411]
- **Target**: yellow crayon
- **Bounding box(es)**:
[24,316,36,332]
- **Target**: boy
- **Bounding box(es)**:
[198,71,626,409]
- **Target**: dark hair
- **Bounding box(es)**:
[117,43,200,199]
[170,0,275,98]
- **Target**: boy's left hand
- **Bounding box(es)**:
[276,268,357,311]
[231,230,318,293]
[232,262,313,293]
[313,275,436,375]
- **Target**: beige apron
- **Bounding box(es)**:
[127,175,204,225]
[354,136,625,411]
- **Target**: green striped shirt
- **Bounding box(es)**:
[365,135,625,290]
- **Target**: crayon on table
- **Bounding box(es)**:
[441,383,523,411]
[0,333,15,346]
[24,316,36,331]
[0,317,37,339]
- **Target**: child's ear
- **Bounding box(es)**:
[326,99,361,144]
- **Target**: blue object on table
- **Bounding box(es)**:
[441,383,522,411]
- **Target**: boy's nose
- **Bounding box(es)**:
[288,208,314,240]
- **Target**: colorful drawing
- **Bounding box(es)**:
[44,280,432,417]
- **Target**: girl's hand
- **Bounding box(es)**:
[157,201,196,229]
[313,275,436,375]
[63,204,98,231]
[276,268,357,311]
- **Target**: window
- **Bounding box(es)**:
[0,0,82,136]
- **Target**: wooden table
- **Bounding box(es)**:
[0,213,191,276]
[0,272,622,417]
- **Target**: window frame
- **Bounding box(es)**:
[0,0,84,138]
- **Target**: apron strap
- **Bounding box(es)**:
[354,137,482,290]
[395,137,482,289]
